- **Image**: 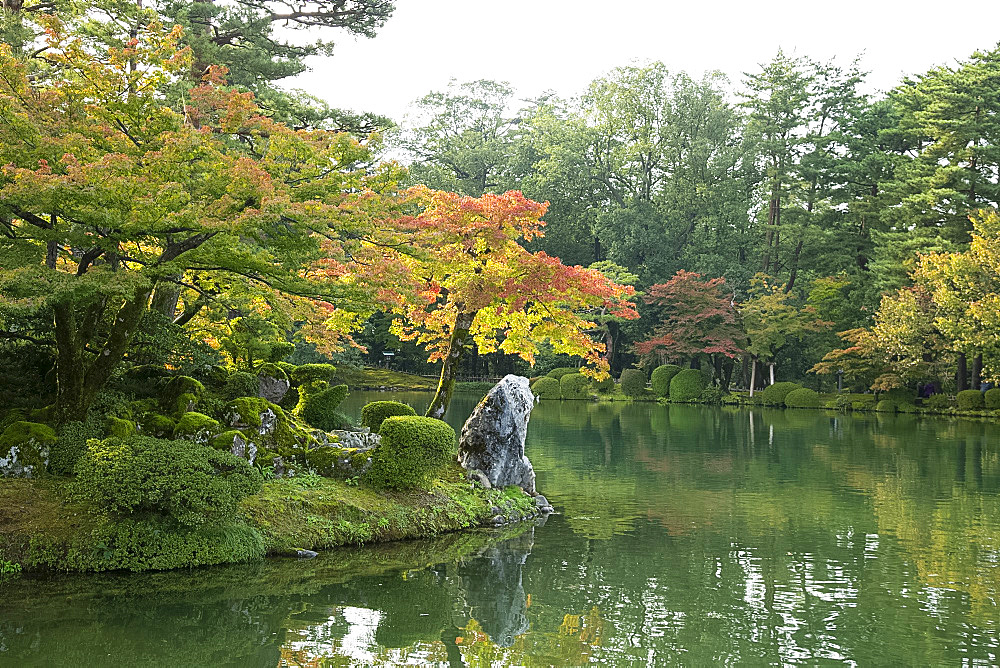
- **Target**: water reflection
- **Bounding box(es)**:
[3,397,1000,665]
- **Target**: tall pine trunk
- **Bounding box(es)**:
[426,310,477,420]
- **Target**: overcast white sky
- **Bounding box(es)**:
[286,0,1000,123]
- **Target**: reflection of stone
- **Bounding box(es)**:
[458,375,537,495]
[457,527,535,647]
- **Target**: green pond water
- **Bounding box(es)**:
[2,394,1000,666]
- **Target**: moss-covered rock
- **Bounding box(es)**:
[530,376,561,400]
[650,364,682,398]
[0,421,56,478]
[141,413,176,438]
[304,446,373,478]
[366,416,456,490]
[223,398,314,457]
[172,412,220,444]
[668,369,707,403]
[105,416,137,438]
[360,401,417,432]
[560,372,590,399]
[211,430,258,465]
[784,387,821,408]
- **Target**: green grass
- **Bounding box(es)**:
[334,368,438,391]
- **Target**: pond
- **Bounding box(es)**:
[2,393,999,666]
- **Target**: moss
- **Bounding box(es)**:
[619,369,647,397]
[28,405,54,424]
[303,446,371,478]
[560,372,591,399]
[274,361,297,377]
[172,412,220,443]
[650,364,682,398]
[141,413,176,438]
[172,392,198,416]
[366,416,456,490]
[360,401,417,432]
[957,389,985,411]
[164,375,205,399]
[256,362,289,382]
[530,377,560,400]
[211,429,246,451]
[669,368,707,402]
[785,387,821,408]
[758,381,803,407]
[105,416,137,438]
[224,397,274,428]
[223,371,259,400]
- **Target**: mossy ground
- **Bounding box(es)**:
[0,464,539,573]
[335,368,438,391]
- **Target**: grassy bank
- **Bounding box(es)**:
[334,368,438,391]
[0,465,539,574]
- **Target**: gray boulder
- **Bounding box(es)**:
[458,375,536,495]
[258,373,290,404]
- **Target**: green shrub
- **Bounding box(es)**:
[784,387,821,408]
[164,375,205,401]
[758,382,802,407]
[546,367,579,380]
[290,363,337,386]
[51,418,104,475]
[172,412,220,444]
[0,421,56,476]
[620,369,647,397]
[884,387,916,405]
[699,386,724,404]
[650,364,682,398]
[360,401,417,432]
[560,373,590,399]
[73,436,262,526]
[876,399,897,412]
[957,389,985,411]
[924,393,952,410]
[224,371,259,400]
[531,377,561,400]
[985,388,1000,409]
[267,341,296,363]
[852,399,875,411]
[275,361,297,377]
[831,394,854,411]
[256,363,289,382]
[592,376,614,393]
[365,416,456,489]
[668,369,707,402]
[298,384,351,431]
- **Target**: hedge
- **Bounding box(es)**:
[361,401,417,432]
[784,387,821,408]
[298,384,351,431]
[592,376,615,393]
[875,399,897,412]
[650,365,682,398]
[546,367,579,380]
[668,369,707,402]
[957,389,985,411]
[365,416,456,489]
[73,436,262,526]
[620,369,647,397]
[985,388,1000,409]
[531,377,561,400]
[560,373,590,399]
[223,371,259,400]
[757,382,802,407]
[290,363,337,386]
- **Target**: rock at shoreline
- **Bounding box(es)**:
[458,375,537,495]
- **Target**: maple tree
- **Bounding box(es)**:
[635,270,744,376]
[364,187,638,419]
[0,21,402,421]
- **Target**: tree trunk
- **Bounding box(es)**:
[957,352,968,392]
[769,363,775,385]
[972,354,982,391]
[749,358,758,398]
[426,310,477,420]
[150,275,182,320]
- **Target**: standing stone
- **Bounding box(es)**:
[458,375,536,495]
[258,374,290,404]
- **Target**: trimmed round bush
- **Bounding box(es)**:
[784,387,821,408]
[298,384,351,431]
[758,382,802,407]
[73,436,262,526]
[290,363,337,386]
[884,387,916,405]
[985,388,1000,409]
[256,362,288,383]
[957,389,985,411]
[361,400,417,432]
[650,364,682,398]
[699,386,724,404]
[365,416,456,489]
[531,377,561,400]
[224,371,259,400]
[924,393,952,410]
[619,369,647,397]
[560,373,590,399]
[592,376,614,393]
[875,399,897,412]
[546,367,579,380]
[668,369,707,403]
